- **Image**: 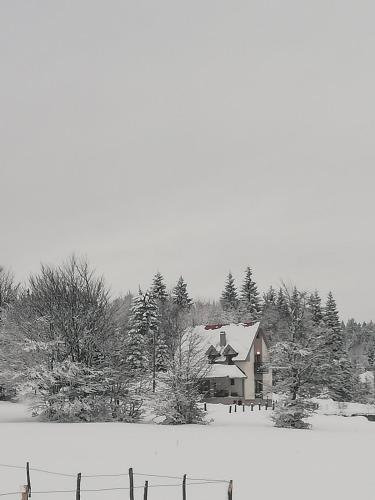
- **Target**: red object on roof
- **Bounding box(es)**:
[204,322,256,330]
[204,324,227,330]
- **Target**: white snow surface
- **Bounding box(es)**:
[1,400,374,500]
[194,322,260,361]
[205,364,246,379]
[313,397,375,416]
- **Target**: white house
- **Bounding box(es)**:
[194,322,272,402]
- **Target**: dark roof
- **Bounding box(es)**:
[222,344,238,356]
[206,345,220,357]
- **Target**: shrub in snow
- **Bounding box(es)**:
[272,399,316,429]
[29,360,144,422]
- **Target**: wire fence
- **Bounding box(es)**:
[0,463,232,499]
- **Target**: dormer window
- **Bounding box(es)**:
[222,344,238,365]
[206,345,220,364]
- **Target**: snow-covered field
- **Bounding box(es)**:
[0,401,374,500]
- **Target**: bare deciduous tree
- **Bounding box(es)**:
[0,266,19,319]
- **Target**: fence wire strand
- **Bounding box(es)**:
[0,462,229,498]
[0,481,224,497]
[0,463,228,483]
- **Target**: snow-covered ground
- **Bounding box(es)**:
[0,401,374,500]
[313,397,375,416]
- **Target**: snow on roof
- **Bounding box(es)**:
[204,364,247,379]
[193,322,260,361]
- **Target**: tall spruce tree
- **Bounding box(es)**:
[308,291,323,325]
[172,276,192,310]
[155,332,169,372]
[261,286,282,345]
[151,272,168,303]
[323,292,355,401]
[126,289,159,377]
[276,288,289,317]
[270,286,327,429]
[324,292,343,354]
[220,272,238,311]
[239,267,261,320]
[263,286,277,307]
[150,272,170,371]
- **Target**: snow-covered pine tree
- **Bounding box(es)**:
[105,326,144,422]
[276,288,289,317]
[270,286,327,429]
[220,272,238,311]
[150,272,172,370]
[126,289,159,377]
[307,291,323,325]
[263,286,277,307]
[324,292,342,352]
[151,272,168,303]
[155,332,169,372]
[260,286,282,345]
[172,276,192,310]
[323,292,355,401]
[239,267,261,320]
[153,328,208,424]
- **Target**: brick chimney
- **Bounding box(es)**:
[220,331,226,347]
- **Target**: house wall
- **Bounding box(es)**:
[207,377,245,397]
[235,331,272,400]
[229,377,244,397]
[236,348,255,400]
[261,336,273,398]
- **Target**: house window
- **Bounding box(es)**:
[230,379,235,386]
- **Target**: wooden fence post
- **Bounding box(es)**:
[204,403,207,411]
[272,401,275,410]
[76,473,81,500]
[182,474,187,500]
[26,462,31,498]
[20,485,28,500]
[228,480,233,500]
[229,405,232,413]
[129,468,134,500]
[143,480,148,500]
[258,403,261,410]
[242,404,245,412]
[251,403,254,411]
[234,404,237,413]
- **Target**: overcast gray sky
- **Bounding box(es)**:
[1,1,374,321]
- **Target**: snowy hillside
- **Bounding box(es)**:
[1,401,374,500]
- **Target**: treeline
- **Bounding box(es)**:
[0,258,374,428]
